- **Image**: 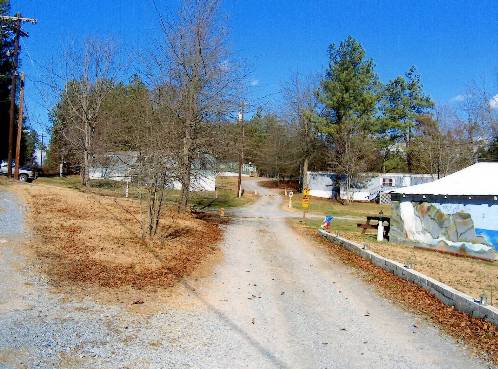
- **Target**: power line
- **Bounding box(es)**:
[0,15,37,24]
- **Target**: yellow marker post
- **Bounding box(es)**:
[302,187,310,219]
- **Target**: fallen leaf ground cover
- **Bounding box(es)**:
[296,216,498,308]
[348,231,498,305]
[9,182,222,290]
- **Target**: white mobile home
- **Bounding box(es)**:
[306,171,434,202]
[89,151,216,192]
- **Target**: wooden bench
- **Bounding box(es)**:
[357,215,391,240]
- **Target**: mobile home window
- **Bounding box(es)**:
[382,177,394,187]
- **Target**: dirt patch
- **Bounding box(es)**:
[258,179,299,191]
[11,183,222,291]
[293,223,498,364]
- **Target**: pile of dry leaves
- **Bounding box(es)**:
[17,184,222,290]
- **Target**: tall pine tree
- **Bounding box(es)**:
[312,36,380,200]
[380,66,433,172]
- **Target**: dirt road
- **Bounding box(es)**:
[0,182,493,369]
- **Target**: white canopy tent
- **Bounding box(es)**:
[393,162,498,196]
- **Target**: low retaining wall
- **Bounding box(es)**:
[319,229,498,327]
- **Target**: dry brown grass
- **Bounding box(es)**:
[339,231,498,307]
[292,223,498,364]
[11,182,222,290]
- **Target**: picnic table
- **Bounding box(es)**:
[357,215,391,240]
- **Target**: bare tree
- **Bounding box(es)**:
[282,72,324,187]
[50,38,118,186]
[247,113,296,179]
[411,111,473,178]
[330,125,377,202]
[152,0,242,211]
[461,83,498,160]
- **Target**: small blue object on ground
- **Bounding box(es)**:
[321,215,334,230]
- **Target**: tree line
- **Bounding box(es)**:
[242,36,497,190]
[45,0,243,238]
[43,0,497,233]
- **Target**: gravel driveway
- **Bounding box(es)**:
[0,184,493,369]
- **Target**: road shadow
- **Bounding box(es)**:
[178,278,292,369]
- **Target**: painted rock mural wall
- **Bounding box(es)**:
[391,198,497,260]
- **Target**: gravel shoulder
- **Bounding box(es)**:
[0,182,494,369]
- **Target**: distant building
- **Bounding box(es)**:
[390,162,498,260]
[89,151,137,182]
[89,151,216,192]
[217,162,257,177]
[306,171,434,203]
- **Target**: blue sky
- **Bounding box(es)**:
[11,0,498,133]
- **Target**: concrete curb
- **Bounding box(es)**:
[318,229,498,327]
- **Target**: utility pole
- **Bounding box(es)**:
[1,13,37,178]
[237,102,245,198]
[14,72,25,180]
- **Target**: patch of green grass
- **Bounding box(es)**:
[36,175,255,209]
[291,217,361,233]
[191,190,253,210]
[291,192,391,218]
[191,176,254,209]
[294,213,400,247]
[36,175,82,190]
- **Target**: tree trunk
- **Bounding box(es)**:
[146,173,166,238]
[179,123,192,212]
[302,156,309,188]
[82,149,89,187]
[82,120,91,187]
[406,126,412,173]
[345,173,351,205]
[147,181,158,237]
[179,165,191,212]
